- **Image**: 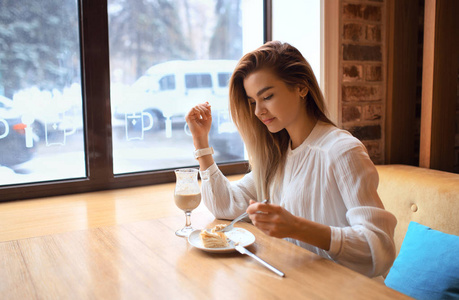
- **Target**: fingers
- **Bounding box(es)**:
[247,201,279,225]
[246,201,278,215]
[187,102,211,121]
[247,201,294,238]
[250,212,282,238]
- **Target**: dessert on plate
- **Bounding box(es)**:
[200,224,229,248]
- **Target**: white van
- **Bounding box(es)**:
[113,59,238,131]
[112,59,245,159]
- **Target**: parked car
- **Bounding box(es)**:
[11,85,83,145]
[0,96,34,167]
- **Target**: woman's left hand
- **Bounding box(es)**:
[246,200,299,239]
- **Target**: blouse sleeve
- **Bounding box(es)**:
[326,141,397,278]
[199,163,257,220]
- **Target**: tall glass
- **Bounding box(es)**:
[174,168,201,237]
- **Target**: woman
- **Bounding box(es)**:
[185,41,396,278]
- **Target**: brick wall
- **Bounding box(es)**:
[340,0,385,164]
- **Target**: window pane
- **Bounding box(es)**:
[159,75,175,91]
[109,0,263,174]
[0,1,85,186]
[272,0,321,82]
[185,74,212,89]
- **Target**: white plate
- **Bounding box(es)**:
[188,228,256,253]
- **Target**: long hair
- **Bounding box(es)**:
[229,41,333,201]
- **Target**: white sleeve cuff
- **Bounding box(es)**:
[199,162,219,181]
[327,226,344,258]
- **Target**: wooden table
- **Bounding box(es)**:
[0,180,410,299]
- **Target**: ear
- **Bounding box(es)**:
[299,86,309,98]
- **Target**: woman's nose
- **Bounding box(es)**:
[254,102,266,117]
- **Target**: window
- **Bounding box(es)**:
[108,0,263,175]
[0,1,85,187]
[159,75,175,91]
[185,74,213,89]
[272,0,321,82]
[0,0,325,201]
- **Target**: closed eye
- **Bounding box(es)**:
[263,94,273,100]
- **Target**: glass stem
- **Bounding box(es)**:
[185,211,192,228]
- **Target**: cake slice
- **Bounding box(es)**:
[200,224,229,248]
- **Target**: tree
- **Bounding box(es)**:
[0,0,243,96]
[108,0,192,82]
[0,0,80,98]
[209,0,242,60]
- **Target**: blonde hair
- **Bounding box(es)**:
[229,41,333,200]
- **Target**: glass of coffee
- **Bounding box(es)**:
[174,168,201,237]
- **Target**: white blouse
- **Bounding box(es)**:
[200,121,397,278]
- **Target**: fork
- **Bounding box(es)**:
[217,199,268,232]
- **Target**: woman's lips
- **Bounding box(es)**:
[262,118,275,125]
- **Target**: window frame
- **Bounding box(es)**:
[320,0,340,125]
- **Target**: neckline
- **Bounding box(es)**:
[288,121,324,155]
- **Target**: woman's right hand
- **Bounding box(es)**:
[185,102,212,148]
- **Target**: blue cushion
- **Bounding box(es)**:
[385,221,459,299]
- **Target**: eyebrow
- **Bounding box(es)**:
[256,86,274,97]
[247,86,274,99]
